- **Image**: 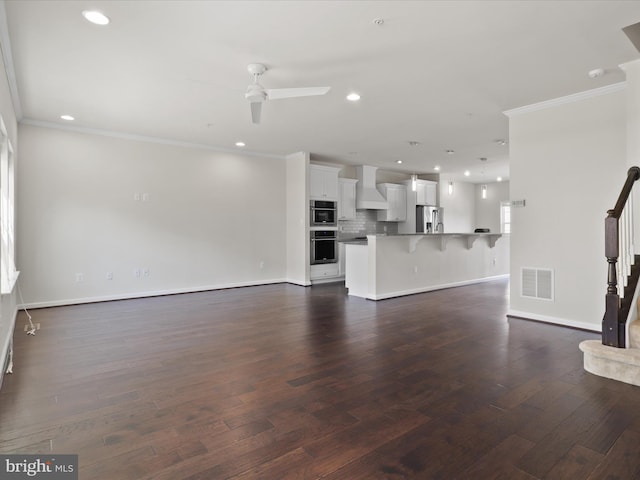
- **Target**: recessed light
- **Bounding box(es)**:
[60,115,75,121]
[446,149,455,155]
[396,160,402,164]
[497,176,503,182]
[479,157,487,162]
[408,141,421,147]
[588,68,605,79]
[346,93,361,102]
[496,139,508,146]
[235,141,245,147]
[464,170,470,177]
[434,165,441,171]
[82,10,110,25]
[373,18,384,26]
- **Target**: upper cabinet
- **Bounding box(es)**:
[416,180,438,206]
[309,165,340,200]
[377,183,407,222]
[338,178,358,220]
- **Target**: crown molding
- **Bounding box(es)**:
[504,82,626,117]
[19,118,287,161]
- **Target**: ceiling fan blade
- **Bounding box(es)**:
[250,102,262,124]
[266,86,330,100]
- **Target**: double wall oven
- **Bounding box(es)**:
[310,200,338,265]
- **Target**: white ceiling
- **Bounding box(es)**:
[3,0,640,183]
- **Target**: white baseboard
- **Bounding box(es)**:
[0,307,18,391]
[507,309,601,332]
[368,274,509,300]
[19,278,290,309]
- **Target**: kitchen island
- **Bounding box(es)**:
[345,233,509,300]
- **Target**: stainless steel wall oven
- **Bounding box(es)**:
[310,230,338,264]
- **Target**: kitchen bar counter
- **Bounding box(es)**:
[345,233,509,300]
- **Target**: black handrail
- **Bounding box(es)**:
[603,166,640,347]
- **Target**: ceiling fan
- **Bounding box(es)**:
[244,63,330,124]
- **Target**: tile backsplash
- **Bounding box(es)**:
[338,210,399,239]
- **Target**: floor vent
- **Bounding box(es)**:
[521,268,554,300]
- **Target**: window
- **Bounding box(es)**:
[500,202,511,234]
[0,116,16,294]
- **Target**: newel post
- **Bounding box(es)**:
[603,213,622,346]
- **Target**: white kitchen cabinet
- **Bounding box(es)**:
[310,263,340,281]
[338,178,358,220]
[416,180,437,206]
[377,183,407,222]
[309,165,340,200]
[338,242,346,276]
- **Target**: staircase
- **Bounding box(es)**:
[580,307,640,386]
[580,166,640,386]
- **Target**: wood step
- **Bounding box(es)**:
[580,339,640,386]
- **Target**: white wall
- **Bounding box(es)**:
[439,180,474,232]
[0,15,19,387]
[475,181,510,233]
[285,151,310,286]
[621,60,640,245]
[17,124,288,307]
[507,86,627,330]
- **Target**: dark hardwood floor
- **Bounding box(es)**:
[1,279,640,479]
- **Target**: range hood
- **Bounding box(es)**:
[355,165,388,210]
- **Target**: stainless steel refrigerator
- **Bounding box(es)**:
[416,205,444,233]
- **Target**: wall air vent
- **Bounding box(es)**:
[521,268,554,300]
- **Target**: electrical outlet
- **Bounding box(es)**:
[142,193,149,202]
[75,273,84,282]
[134,192,140,201]
[259,261,265,269]
[106,272,113,280]
[134,268,141,278]
[413,266,418,274]
[143,268,150,277]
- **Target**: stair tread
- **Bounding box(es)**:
[580,339,640,366]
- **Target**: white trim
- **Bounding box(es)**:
[507,309,600,332]
[0,0,22,120]
[0,306,18,390]
[365,274,509,300]
[19,278,290,309]
[504,82,626,117]
[20,118,286,161]
[0,269,18,295]
[619,59,640,72]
